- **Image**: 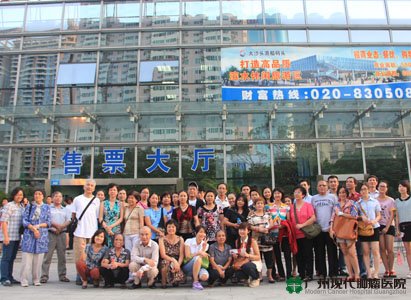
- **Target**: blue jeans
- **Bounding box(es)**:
[1,240,20,282]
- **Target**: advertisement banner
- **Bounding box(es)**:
[221,47,411,101]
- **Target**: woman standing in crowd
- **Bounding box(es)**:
[172,190,199,240]
[171,192,179,208]
[395,180,411,279]
[0,187,24,286]
[99,183,124,247]
[262,187,273,205]
[197,191,223,244]
[76,229,108,289]
[267,188,289,281]
[329,186,360,281]
[224,194,249,248]
[20,189,51,287]
[376,181,396,277]
[357,183,381,279]
[289,186,315,281]
[161,192,174,223]
[96,190,105,203]
[159,220,185,288]
[208,230,234,286]
[138,187,150,210]
[248,197,275,283]
[122,191,144,252]
[232,222,262,288]
[144,193,164,242]
[183,226,209,290]
[100,234,130,288]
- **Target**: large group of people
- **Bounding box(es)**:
[1,175,411,291]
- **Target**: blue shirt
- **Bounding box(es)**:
[21,203,51,254]
[357,197,381,228]
[145,208,162,239]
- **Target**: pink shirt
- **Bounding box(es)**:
[378,197,395,226]
[290,202,315,239]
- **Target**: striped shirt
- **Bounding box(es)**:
[0,202,24,241]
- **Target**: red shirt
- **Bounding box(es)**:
[289,202,315,239]
[348,191,360,202]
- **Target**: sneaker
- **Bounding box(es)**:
[1,280,11,287]
[249,279,260,288]
[11,279,20,284]
[40,278,48,284]
[21,282,29,287]
[192,281,204,290]
[407,272,411,279]
[34,282,41,286]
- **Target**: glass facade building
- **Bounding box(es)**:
[1,0,411,195]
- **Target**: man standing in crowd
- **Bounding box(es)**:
[367,175,379,199]
[40,191,71,283]
[129,227,159,289]
[311,180,339,279]
[346,177,361,202]
[299,179,312,204]
[118,188,127,205]
[188,181,204,210]
[249,189,260,210]
[240,185,251,205]
[327,176,339,196]
[72,179,100,284]
[215,183,229,210]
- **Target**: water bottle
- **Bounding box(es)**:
[236,217,241,224]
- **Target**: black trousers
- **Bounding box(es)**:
[280,237,292,278]
[272,242,285,278]
[208,267,234,284]
[314,231,338,277]
[296,238,313,279]
[235,262,259,281]
[100,267,129,285]
[260,250,274,269]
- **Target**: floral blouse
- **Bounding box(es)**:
[103,247,130,264]
[197,205,223,242]
[85,244,109,269]
[21,203,51,254]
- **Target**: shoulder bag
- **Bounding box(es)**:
[293,204,321,239]
[68,196,96,234]
[357,202,374,237]
[332,214,358,240]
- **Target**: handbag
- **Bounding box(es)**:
[232,257,249,270]
[293,204,321,239]
[357,202,374,237]
[260,231,277,246]
[332,214,358,240]
[68,196,96,234]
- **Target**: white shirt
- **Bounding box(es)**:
[185,237,209,255]
[248,199,253,207]
[73,194,100,239]
[215,195,229,210]
[189,199,197,207]
[304,194,312,204]
[369,190,379,199]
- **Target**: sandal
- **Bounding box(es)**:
[81,282,88,289]
[59,277,70,282]
[389,271,397,278]
[383,271,390,278]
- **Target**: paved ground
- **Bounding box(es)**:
[0,249,410,300]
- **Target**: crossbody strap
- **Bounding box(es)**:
[123,207,137,228]
[358,201,368,218]
[293,203,300,224]
[78,196,96,221]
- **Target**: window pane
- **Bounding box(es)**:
[365,142,407,189]
[56,87,95,105]
[57,63,96,85]
[182,115,222,140]
[226,113,269,140]
[347,0,387,24]
[60,52,97,63]
[267,30,307,43]
[137,146,178,178]
[320,143,363,174]
[50,147,91,179]
[351,30,390,42]
[181,84,221,102]
[182,145,224,184]
[23,36,59,50]
[274,143,318,193]
[97,86,136,103]
[26,4,62,31]
[0,55,19,90]
[16,88,54,106]
[139,60,178,83]
[141,49,179,61]
[306,0,346,24]
[94,117,135,142]
[222,1,262,25]
[362,112,402,138]
[182,49,221,84]
[392,30,411,42]
[0,89,14,107]
[64,2,101,30]
[139,85,179,102]
[317,112,360,138]
[387,0,411,24]
[13,119,52,143]
[142,1,180,27]
[0,37,21,51]
[19,54,58,88]
[103,1,140,28]
[53,117,95,143]
[0,5,25,33]
[10,147,49,180]
[61,34,99,48]
[271,113,315,139]
[101,32,139,47]
[309,30,349,43]
[182,1,220,26]
[142,31,179,46]
[99,51,138,85]
[264,0,305,25]
[138,115,178,141]
[182,30,221,44]
[222,30,264,43]
[227,144,271,189]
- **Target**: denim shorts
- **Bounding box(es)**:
[182,256,209,278]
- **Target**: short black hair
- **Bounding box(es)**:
[367,175,379,182]
[346,176,358,185]
[298,179,310,186]
[293,186,307,197]
[240,184,250,191]
[9,187,25,202]
[328,175,339,181]
[91,229,107,246]
[399,180,411,194]
[107,183,119,191]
